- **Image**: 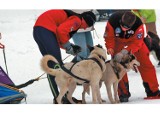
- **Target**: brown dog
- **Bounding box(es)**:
[41,45,107,104]
[82,52,140,104]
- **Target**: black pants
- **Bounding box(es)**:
[33,26,63,98]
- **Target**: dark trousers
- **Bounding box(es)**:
[33,26,63,98]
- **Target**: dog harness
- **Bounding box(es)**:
[106,61,120,80]
[60,56,105,83]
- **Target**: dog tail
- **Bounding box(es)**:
[41,55,59,76]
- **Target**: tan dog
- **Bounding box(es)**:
[102,53,140,104]
[41,45,107,104]
[82,52,140,104]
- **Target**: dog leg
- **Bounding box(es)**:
[67,80,77,104]
[96,83,103,104]
[113,81,120,103]
[105,82,115,104]
[57,86,68,104]
[97,86,102,104]
[90,83,99,104]
[99,81,106,103]
[82,83,90,104]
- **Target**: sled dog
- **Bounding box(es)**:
[41,45,107,104]
[82,52,140,104]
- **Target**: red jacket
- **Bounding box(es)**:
[104,11,145,54]
[34,10,83,45]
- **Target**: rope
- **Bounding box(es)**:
[2,48,9,75]
[13,54,72,89]
[13,73,47,89]
[93,28,100,40]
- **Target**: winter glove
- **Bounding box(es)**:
[63,42,82,55]
[107,48,114,56]
[114,49,128,62]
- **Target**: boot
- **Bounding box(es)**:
[119,93,131,102]
[118,82,131,102]
[72,97,82,104]
[53,97,71,104]
[143,82,160,99]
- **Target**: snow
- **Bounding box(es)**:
[0,9,160,117]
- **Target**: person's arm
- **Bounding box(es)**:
[57,16,82,45]
[103,22,115,55]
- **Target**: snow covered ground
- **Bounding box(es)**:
[0,9,160,117]
[0,10,160,118]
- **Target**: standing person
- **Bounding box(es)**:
[103,11,160,102]
[132,9,160,65]
[132,10,157,34]
[33,9,97,104]
[71,10,100,62]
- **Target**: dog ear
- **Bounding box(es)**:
[96,44,103,49]
[87,45,94,52]
[128,50,132,55]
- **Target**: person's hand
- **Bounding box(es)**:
[114,49,128,62]
[63,42,81,55]
[107,48,114,56]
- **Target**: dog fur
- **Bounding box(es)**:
[82,52,140,104]
[102,53,140,104]
[41,45,107,104]
[144,31,160,65]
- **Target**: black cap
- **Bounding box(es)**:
[81,11,96,27]
[120,11,136,29]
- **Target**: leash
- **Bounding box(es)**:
[12,73,46,89]
[62,54,72,61]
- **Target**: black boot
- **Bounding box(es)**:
[119,93,131,102]
[118,82,131,102]
[72,97,82,104]
[53,97,72,104]
[143,82,160,99]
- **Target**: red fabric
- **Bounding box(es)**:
[0,43,5,49]
[104,22,145,54]
[104,22,159,96]
[34,10,82,45]
[118,44,159,96]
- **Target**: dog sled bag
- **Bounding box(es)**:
[0,66,26,104]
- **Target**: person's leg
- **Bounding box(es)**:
[33,26,62,100]
[135,43,160,97]
[85,31,94,56]
[72,32,89,61]
[118,74,130,102]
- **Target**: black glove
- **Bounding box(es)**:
[63,42,81,55]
